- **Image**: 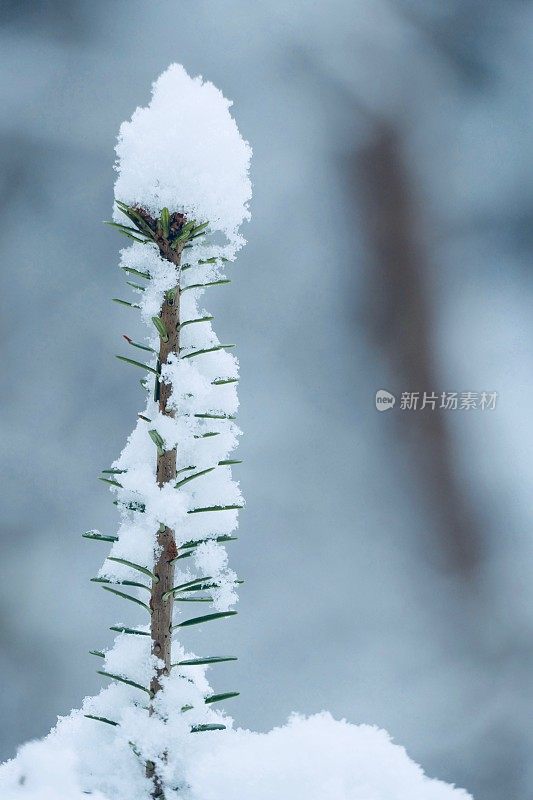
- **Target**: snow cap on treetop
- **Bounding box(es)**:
[113,63,252,251]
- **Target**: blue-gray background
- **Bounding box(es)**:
[1,2,533,798]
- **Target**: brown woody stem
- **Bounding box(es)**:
[144,212,186,799]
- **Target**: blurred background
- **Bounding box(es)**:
[1,1,532,797]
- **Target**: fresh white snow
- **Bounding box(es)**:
[0,712,473,800]
[113,64,252,254]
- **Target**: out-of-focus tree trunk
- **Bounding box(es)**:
[355,121,484,575]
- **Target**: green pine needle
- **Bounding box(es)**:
[112,298,140,308]
[106,557,157,581]
[182,345,235,360]
[160,207,170,238]
[91,577,150,592]
[113,499,145,513]
[123,336,155,354]
[191,221,209,236]
[181,280,230,293]
[180,535,237,550]
[105,221,149,244]
[83,531,118,543]
[174,596,213,602]
[105,221,141,237]
[171,221,195,248]
[174,656,237,666]
[173,611,237,630]
[101,586,151,613]
[148,429,165,455]
[121,266,151,280]
[169,551,193,564]
[116,355,158,375]
[162,577,213,601]
[194,413,236,420]
[179,316,214,329]
[154,362,161,403]
[174,467,215,489]
[98,477,123,488]
[187,505,243,514]
[110,626,149,636]
[85,714,119,727]
[205,692,240,704]
[175,465,196,476]
[191,723,226,733]
[97,670,150,694]
[115,202,156,240]
[151,316,169,341]
[177,583,215,593]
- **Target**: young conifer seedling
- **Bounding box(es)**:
[0,64,473,800]
[85,65,252,797]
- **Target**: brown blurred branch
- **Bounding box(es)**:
[355,121,484,574]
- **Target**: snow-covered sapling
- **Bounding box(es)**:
[85,65,252,796]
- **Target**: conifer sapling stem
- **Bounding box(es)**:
[149,212,185,700]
